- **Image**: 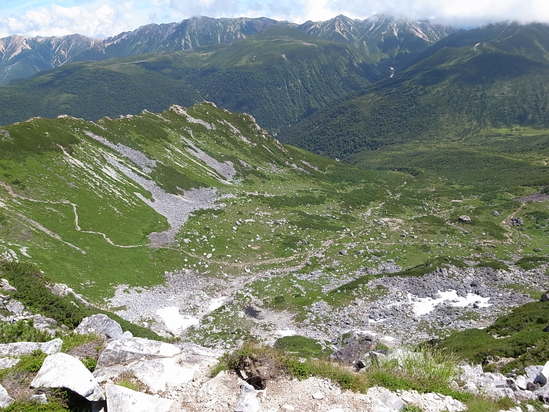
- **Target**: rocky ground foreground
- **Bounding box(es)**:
[0,313,546,411]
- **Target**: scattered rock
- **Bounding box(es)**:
[234,382,260,412]
[97,337,181,367]
[535,361,549,387]
[510,217,523,227]
[5,300,25,315]
[29,393,48,404]
[0,338,62,357]
[541,292,549,302]
[0,279,15,292]
[0,384,13,408]
[458,216,472,224]
[332,331,376,366]
[398,390,466,411]
[31,353,104,401]
[75,314,124,340]
[366,386,405,412]
[105,384,176,412]
[0,358,19,370]
[312,391,325,400]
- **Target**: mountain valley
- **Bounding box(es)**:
[0,11,546,412]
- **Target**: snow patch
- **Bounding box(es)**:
[409,290,491,317]
[156,307,199,335]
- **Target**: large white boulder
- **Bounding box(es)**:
[0,338,62,357]
[97,337,181,367]
[75,314,124,340]
[31,353,104,401]
[105,384,177,412]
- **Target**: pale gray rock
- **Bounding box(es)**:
[29,393,48,404]
[514,375,528,390]
[0,384,13,408]
[97,337,181,367]
[30,315,59,336]
[366,387,405,412]
[398,390,466,412]
[537,361,549,386]
[0,338,62,356]
[234,382,260,412]
[75,314,123,340]
[105,384,176,412]
[6,299,25,315]
[0,358,19,370]
[31,353,104,401]
[0,279,15,292]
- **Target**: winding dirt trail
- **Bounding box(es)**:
[0,182,145,249]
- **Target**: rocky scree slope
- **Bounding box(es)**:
[0,310,545,411]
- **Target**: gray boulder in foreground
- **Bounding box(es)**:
[98,337,181,367]
[0,383,13,408]
[75,314,123,340]
[105,384,176,412]
[0,338,62,357]
[31,353,104,401]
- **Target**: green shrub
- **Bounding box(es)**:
[0,261,163,341]
[516,256,549,270]
[61,334,100,353]
[17,350,47,373]
[0,320,51,344]
[82,357,97,372]
[274,336,331,359]
[438,301,549,372]
[0,401,68,411]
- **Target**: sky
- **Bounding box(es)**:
[1,0,549,38]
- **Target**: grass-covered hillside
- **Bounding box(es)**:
[0,103,546,348]
[283,22,549,158]
[0,29,372,131]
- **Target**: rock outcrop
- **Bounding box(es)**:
[97,337,181,367]
[105,384,176,412]
[75,314,124,340]
[31,353,104,401]
[0,338,62,357]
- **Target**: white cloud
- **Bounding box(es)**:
[1,0,549,39]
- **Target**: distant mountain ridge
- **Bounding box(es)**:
[0,15,454,84]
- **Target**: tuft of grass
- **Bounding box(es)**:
[363,350,462,399]
[61,334,100,353]
[0,401,68,411]
[516,256,549,270]
[82,357,97,372]
[16,350,47,373]
[274,336,331,359]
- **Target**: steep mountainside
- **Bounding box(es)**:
[0,30,372,130]
[299,14,454,63]
[0,17,280,84]
[282,22,549,158]
[0,34,99,84]
[0,15,452,85]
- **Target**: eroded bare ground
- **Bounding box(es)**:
[107,257,548,349]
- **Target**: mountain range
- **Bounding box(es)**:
[0,15,453,85]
